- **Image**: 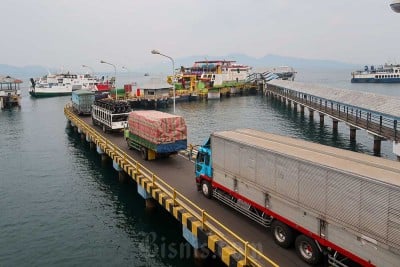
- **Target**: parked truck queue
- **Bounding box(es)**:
[69,95,400,267]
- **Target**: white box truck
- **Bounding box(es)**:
[195,128,400,267]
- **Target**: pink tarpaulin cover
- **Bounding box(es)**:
[128,110,187,144]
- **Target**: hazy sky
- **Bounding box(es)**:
[2,0,399,72]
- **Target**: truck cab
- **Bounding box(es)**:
[195,138,212,192]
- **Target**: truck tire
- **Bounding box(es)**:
[126,140,132,150]
[141,147,148,160]
[201,180,212,199]
[271,220,294,248]
[295,235,322,265]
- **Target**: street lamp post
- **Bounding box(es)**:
[100,60,117,100]
[82,64,94,76]
[151,49,175,113]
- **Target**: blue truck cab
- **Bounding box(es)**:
[195,138,213,197]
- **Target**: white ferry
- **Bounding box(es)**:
[29,73,113,97]
[351,64,400,83]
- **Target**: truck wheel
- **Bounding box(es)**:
[126,140,132,150]
[295,235,322,265]
[141,147,148,160]
[271,220,294,248]
[201,180,212,199]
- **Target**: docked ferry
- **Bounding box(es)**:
[351,64,400,83]
[30,72,113,97]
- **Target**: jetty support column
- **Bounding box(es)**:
[137,177,156,209]
[80,131,85,141]
[309,108,314,120]
[96,145,108,163]
[182,225,204,261]
[86,134,95,150]
[319,113,324,125]
[300,105,305,115]
[373,136,382,156]
[293,102,298,112]
[393,142,400,161]
[113,160,128,183]
[332,119,339,132]
[350,127,357,141]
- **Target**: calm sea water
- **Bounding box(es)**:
[1,68,399,266]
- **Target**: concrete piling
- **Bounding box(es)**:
[319,113,324,125]
[333,120,338,132]
[373,137,382,156]
[350,127,357,141]
[309,109,314,120]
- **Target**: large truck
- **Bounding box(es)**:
[195,128,400,267]
[91,98,130,132]
[71,89,95,115]
[125,110,187,160]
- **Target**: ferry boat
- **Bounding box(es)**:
[30,72,113,97]
[179,60,252,99]
[0,75,23,109]
[351,64,400,83]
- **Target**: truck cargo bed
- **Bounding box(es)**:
[126,131,187,153]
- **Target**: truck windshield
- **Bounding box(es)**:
[196,152,209,166]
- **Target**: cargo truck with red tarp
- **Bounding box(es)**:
[125,110,187,160]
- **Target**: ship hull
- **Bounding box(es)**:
[351,77,400,83]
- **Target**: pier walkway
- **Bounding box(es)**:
[265,80,400,156]
[64,106,314,267]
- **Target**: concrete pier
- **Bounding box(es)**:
[309,109,314,120]
[300,105,305,114]
[333,120,339,132]
[97,145,108,164]
[89,141,95,150]
[374,137,382,156]
[137,184,156,209]
[293,102,298,112]
[183,225,203,261]
[319,113,324,125]
[350,127,357,141]
[118,171,128,183]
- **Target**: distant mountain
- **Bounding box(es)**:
[0,64,49,79]
[1,54,358,78]
[174,54,358,70]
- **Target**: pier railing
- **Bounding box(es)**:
[266,85,399,141]
[64,105,278,267]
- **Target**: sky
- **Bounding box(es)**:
[2,0,399,72]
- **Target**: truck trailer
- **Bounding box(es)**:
[91,98,130,132]
[71,89,95,115]
[195,128,400,267]
[125,110,187,160]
